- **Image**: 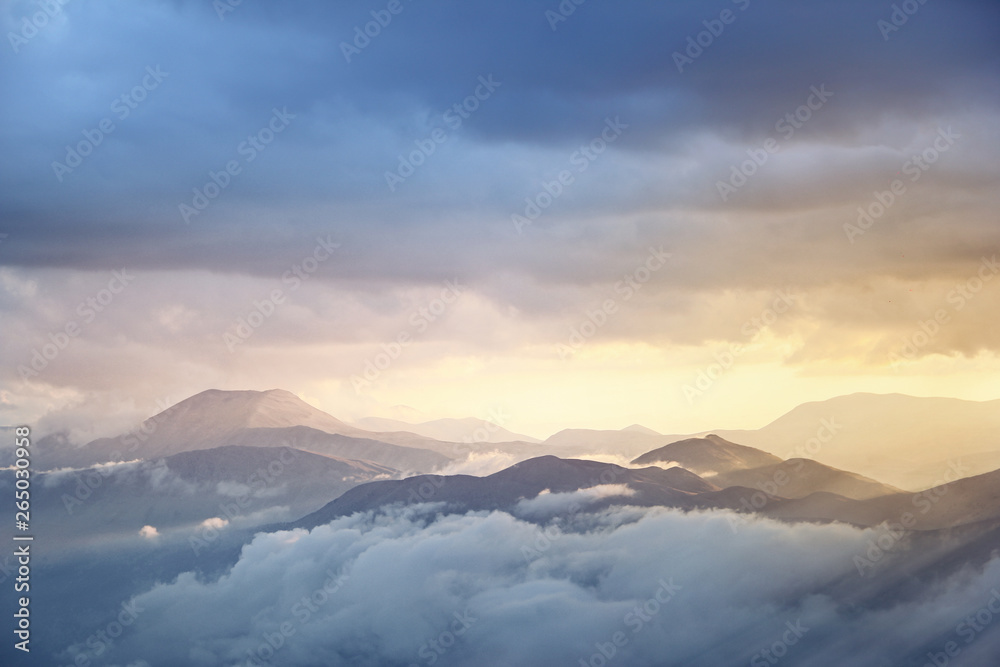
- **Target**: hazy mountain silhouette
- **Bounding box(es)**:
[34,389,452,472]
[2,445,395,549]
[631,434,783,476]
[713,458,903,500]
[711,393,1000,489]
[763,466,1000,530]
[291,455,747,530]
[354,415,541,443]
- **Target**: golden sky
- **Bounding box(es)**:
[2,1,998,442]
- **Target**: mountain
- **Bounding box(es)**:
[222,426,449,472]
[631,434,783,476]
[292,453,1000,535]
[2,445,395,549]
[138,388,458,452]
[711,393,1000,490]
[630,434,904,501]
[534,394,1000,491]
[141,388,354,442]
[713,458,903,500]
[292,456,741,530]
[543,428,667,458]
[35,389,453,473]
[763,466,1000,530]
[353,416,542,444]
[622,424,661,435]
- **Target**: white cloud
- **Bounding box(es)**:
[434,450,521,477]
[514,484,637,517]
[198,517,228,531]
[57,505,1000,666]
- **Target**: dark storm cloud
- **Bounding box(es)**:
[0,0,997,279]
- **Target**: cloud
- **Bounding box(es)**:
[198,517,228,531]
[1,0,997,289]
[216,481,252,498]
[56,504,1000,666]
[514,484,636,518]
[434,450,522,477]
[569,453,649,469]
[2,0,999,437]
[147,459,198,494]
[138,525,158,539]
[39,459,142,488]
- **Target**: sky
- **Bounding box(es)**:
[1,0,999,440]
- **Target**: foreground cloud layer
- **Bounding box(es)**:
[57,505,1000,666]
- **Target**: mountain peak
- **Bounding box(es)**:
[631,435,782,476]
[119,389,352,458]
[623,424,661,435]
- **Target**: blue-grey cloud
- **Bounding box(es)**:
[48,504,1000,666]
[1,0,997,280]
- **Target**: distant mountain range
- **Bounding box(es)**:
[539,394,1000,490]
[0,445,394,550]
[631,434,783,475]
[711,393,1000,489]
[353,415,541,444]
[32,389,452,472]
[19,388,1000,546]
[632,434,901,500]
[764,466,1000,530]
[26,390,1000,493]
[8,388,1000,666]
[292,455,726,530]
[289,450,999,533]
